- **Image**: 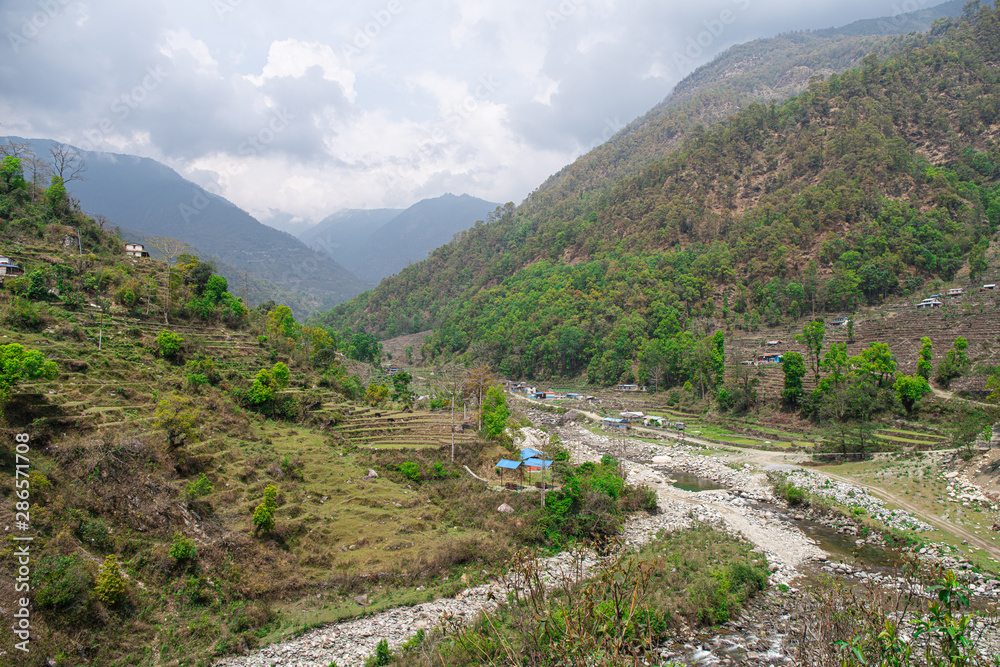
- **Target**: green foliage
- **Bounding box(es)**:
[185,473,214,499]
[0,343,59,409]
[917,336,933,380]
[781,351,806,407]
[33,554,92,610]
[253,485,278,535]
[156,329,184,359]
[94,554,127,606]
[169,532,198,561]
[480,385,511,439]
[364,639,392,667]
[894,374,931,414]
[347,332,382,365]
[796,320,826,383]
[153,394,201,448]
[185,355,220,388]
[397,461,421,483]
[364,382,389,406]
[935,337,970,388]
[775,480,808,506]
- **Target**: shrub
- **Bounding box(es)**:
[398,461,421,483]
[156,330,183,359]
[33,554,92,609]
[94,554,127,606]
[185,473,214,499]
[169,533,197,561]
[253,484,278,535]
[364,639,392,667]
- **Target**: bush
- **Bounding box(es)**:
[253,485,278,535]
[94,554,127,606]
[185,473,214,499]
[364,639,392,667]
[169,533,197,561]
[33,554,92,609]
[398,461,421,483]
[156,330,183,359]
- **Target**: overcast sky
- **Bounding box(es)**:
[0,0,943,226]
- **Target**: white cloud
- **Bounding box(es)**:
[0,0,938,223]
[160,29,219,76]
[246,39,357,104]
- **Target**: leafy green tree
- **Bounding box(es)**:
[364,382,389,406]
[156,330,183,359]
[969,242,988,284]
[0,343,58,414]
[271,362,290,390]
[935,337,969,388]
[44,174,69,214]
[781,351,806,407]
[851,342,896,390]
[153,394,201,448]
[94,554,127,606]
[253,485,278,534]
[917,337,933,380]
[894,374,931,414]
[795,320,826,384]
[481,385,511,439]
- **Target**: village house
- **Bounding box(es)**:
[0,254,25,279]
[125,243,150,258]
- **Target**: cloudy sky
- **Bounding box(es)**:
[0,0,943,226]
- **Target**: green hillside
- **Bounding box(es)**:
[320,6,1000,384]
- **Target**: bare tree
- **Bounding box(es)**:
[463,363,498,432]
[0,139,32,159]
[49,144,87,183]
[146,236,191,325]
[23,154,51,202]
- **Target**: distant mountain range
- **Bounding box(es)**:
[297,194,499,283]
[3,137,370,314]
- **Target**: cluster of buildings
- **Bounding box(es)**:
[505,382,587,401]
[494,447,554,488]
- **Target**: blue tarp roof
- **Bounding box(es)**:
[523,458,552,469]
[496,459,521,470]
[519,447,544,460]
[601,417,624,423]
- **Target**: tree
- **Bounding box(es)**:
[795,320,826,384]
[781,351,806,407]
[156,330,183,359]
[463,363,498,431]
[894,374,931,414]
[253,485,278,535]
[153,394,201,448]
[917,337,933,380]
[44,175,69,215]
[935,337,969,388]
[969,242,988,284]
[49,143,87,183]
[0,344,58,418]
[364,382,389,406]
[851,342,897,390]
[146,236,191,325]
[481,385,512,439]
[94,554,127,606]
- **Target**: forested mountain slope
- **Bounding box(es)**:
[319,6,1000,384]
[527,0,966,217]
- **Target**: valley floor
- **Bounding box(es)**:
[214,411,1000,667]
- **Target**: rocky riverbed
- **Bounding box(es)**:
[215,421,1000,667]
